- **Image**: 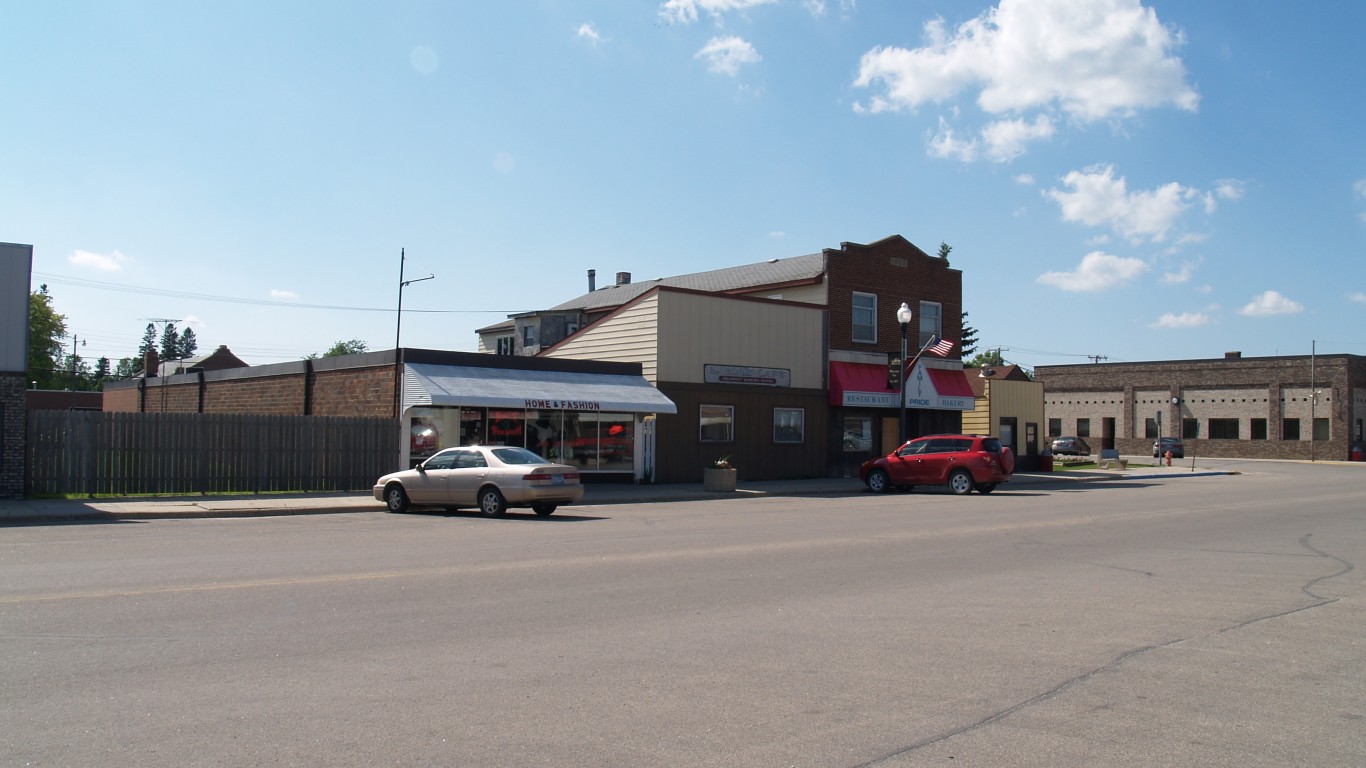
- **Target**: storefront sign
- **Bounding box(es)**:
[523,399,601,411]
[843,391,899,407]
[704,364,791,387]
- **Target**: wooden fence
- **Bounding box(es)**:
[26,411,399,497]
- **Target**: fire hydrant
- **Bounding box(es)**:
[1164,450,1173,466]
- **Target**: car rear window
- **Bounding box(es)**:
[980,438,1002,452]
[491,447,549,465]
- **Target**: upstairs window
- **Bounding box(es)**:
[919,301,942,348]
[522,324,536,348]
[495,337,514,355]
[852,292,877,343]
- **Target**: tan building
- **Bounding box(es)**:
[962,364,1045,468]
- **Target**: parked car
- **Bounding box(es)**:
[1050,436,1091,456]
[374,445,584,517]
[860,434,1015,495]
[1153,437,1185,458]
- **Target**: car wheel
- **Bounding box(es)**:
[478,487,507,517]
[948,470,974,495]
[384,484,409,514]
[532,504,557,516]
[866,469,890,494]
[976,483,996,494]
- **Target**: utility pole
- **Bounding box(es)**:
[69,335,85,409]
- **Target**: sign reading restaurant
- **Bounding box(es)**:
[703,364,791,388]
[524,399,601,411]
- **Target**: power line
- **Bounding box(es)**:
[33,272,521,315]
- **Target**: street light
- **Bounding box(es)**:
[393,248,435,418]
[896,302,913,446]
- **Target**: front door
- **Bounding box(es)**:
[447,449,491,506]
[406,451,457,503]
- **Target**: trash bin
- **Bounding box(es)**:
[1038,450,1053,472]
[1351,442,1364,462]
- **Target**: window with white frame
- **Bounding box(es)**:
[699,404,734,443]
[919,301,942,348]
[773,408,804,444]
[852,292,877,343]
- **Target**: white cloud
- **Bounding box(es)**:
[980,115,1055,162]
[695,36,761,76]
[1149,311,1210,329]
[1013,173,1035,186]
[1239,290,1303,317]
[1350,291,1366,305]
[270,289,299,300]
[69,249,130,272]
[1161,262,1196,284]
[660,0,776,24]
[1036,251,1147,292]
[1215,179,1245,201]
[1356,179,1366,222]
[493,153,516,174]
[576,23,604,45]
[852,0,1196,160]
[1045,165,1194,242]
[854,0,1196,118]
[768,230,786,238]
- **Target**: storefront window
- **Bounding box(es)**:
[842,416,872,452]
[564,412,635,470]
[460,408,485,446]
[700,404,734,443]
[774,408,804,444]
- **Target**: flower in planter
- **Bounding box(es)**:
[709,456,732,470]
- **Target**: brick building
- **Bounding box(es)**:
[1035,352,1366,460]
[484,234,974,481]
[2,242,33,499]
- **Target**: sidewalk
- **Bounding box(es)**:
[0,460,1233,524]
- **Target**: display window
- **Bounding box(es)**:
[407,406,634,471]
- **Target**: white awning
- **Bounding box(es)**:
[403,363,678,414]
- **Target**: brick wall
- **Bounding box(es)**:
[204,374,306,415]
[1,374,24,498]
[1037,355,1364,460]
[311,367,396,417]
[825,236,963,361]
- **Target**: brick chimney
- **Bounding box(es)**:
[616,271,631,286]
[144,348,159,377]
[1225,351,1242,360]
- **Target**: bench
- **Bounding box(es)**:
[1098,448,1127,470]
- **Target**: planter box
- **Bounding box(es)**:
[703,467,737,492]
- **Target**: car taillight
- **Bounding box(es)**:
[527,472,551,482]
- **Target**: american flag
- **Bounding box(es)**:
[927,337,955,357]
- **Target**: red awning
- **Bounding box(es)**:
[829,361,896,406]
[927,368,975,399]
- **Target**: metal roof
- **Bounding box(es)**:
[546,252,825,313]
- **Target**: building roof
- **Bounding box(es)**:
[544,252,825,314]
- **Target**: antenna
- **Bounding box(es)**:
[1087,354,1108,364]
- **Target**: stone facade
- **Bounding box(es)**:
[1,374,24,498]
[1037,354,1366,460]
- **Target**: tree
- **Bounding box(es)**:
[968,348,1006,369]
[937,242,952,260]
[95,356,111,381]
[136,323,158,374]
[27,285,68,389]
[306,339,369,359]
[959,311,979,359]
[178,328,199,360]
[159,322,181,363]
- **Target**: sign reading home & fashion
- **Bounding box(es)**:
[524,399,601,411]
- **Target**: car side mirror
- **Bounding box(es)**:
[416,464,427,473]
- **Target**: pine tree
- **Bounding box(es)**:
[95,357,111,381]
[178,328,198,360]
[959,312,979,359]
[159,322,180,363]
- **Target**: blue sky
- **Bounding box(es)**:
[5,0,1364,371]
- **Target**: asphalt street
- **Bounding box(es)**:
[1,460,1362,767]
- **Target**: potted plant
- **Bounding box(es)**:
[703,456,737,492]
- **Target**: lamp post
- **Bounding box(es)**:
[393,248,435,418]
[896,302,913,446]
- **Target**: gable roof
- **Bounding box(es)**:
[545,252,825,313]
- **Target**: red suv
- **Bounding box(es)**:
[860,434,1015,495]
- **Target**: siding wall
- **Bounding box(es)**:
[542,292,661,380]
[655,291,824,388]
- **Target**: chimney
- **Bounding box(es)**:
[1225,351,1242,360]
[588,269,596,292]
[144,348,159,377]
[616,271,631,286]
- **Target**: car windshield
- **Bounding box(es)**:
[491,447,550,465]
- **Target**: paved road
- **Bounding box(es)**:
[2,462,1362,767]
